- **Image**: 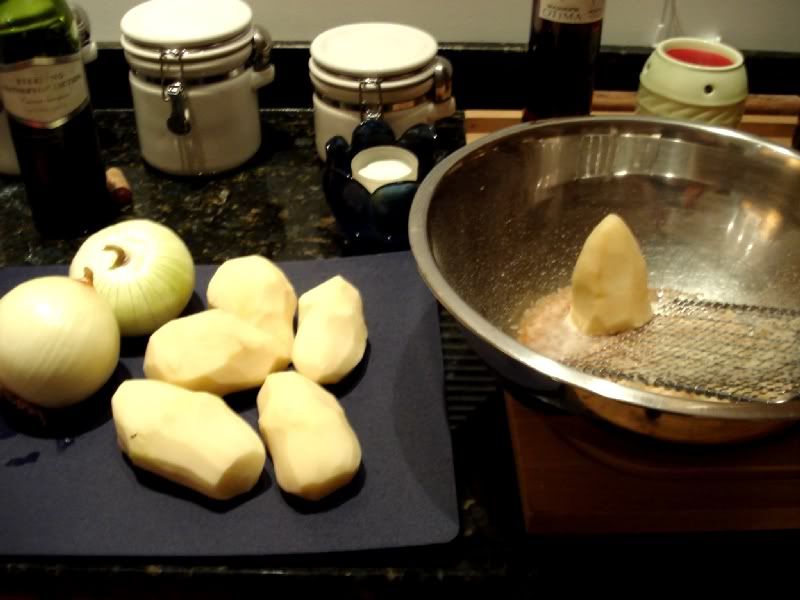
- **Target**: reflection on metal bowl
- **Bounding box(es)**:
[409,116,800,443]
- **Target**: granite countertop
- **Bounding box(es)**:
[0,109,545,594]
[0,110,347,266]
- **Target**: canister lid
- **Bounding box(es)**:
[310,22,438,78]
[121,0,252,47]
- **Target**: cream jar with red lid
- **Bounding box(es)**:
[309,22,456,160]
[121,0,275,175]
[637,37,748,127]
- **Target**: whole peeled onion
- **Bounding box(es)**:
[0,276,121,408]
[69,219,195,337]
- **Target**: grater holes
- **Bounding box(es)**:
[565,297,800,404]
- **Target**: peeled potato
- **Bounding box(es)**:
[206,255,296,365]
[112,379,265,501]
[144,309,287,395]
[257,371,361,501]
[291,275,368,384]
[569,213,653,336]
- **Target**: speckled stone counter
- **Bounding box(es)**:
[0,110,347,266]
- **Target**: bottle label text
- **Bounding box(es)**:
[0,54,89,128]
[539,0,605,24]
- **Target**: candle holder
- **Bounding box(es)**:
[350,145,420,195]
[637,37,748,128]
[322,116,464,251]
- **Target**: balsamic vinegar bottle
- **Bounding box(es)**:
[523,0,605,121]
[0,0,115,238]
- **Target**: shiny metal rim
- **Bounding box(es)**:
[313,91,430,114]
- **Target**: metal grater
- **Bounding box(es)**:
[564,298,800,404]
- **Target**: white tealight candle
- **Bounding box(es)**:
[358,158,412,181]
[351,145,419,194]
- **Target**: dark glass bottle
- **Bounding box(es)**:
[0,0,115,238]
[523,0,605,121]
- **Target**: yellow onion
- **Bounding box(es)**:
[69,219,195,336]
[0,276,120,408]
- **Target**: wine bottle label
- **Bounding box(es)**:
[538,0,605,24]
[0,53,90,129]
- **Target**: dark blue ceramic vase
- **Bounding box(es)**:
[322,116,464,251]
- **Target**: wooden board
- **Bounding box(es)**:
[505,392,800,535]
[465,91,800,147]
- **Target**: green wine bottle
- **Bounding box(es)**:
[0,0,115,238]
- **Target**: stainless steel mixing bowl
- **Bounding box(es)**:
[409,116,800,441]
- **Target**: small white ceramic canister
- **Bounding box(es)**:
[120,0,275,175]
[309,22,456,160]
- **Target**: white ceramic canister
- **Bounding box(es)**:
[120,0,275,175]
[309,22,456,160]
[0,2,98,175]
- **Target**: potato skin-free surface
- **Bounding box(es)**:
[292,275,368,384]
[112,379,266,500]
[143,309,287,395]
[569,213,653,336]
[207,255,296,364]
[257,371,362,501]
